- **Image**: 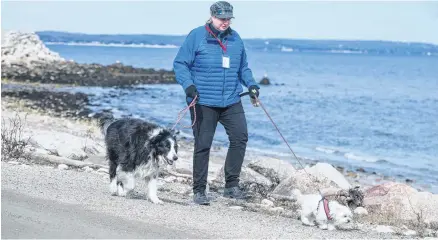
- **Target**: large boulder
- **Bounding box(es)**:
[363,182,438,225]
[246,156,297,184]
[212,166,273,197]
[1,31,64,66]
[272,163,350,196]
[305,162,352,190]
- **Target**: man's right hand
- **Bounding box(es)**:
[185,85,199,102]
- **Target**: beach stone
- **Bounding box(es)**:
[364,182,438,224]
[259,76,271,85]
[246,156,297,183]
[347,171,358,178]
[403,230,417,236]
[97,168,109,174]
[58,164,69,170]
[269,207,285,214]
[273,163,350,196]
[82,166,94,173]
[164,176,177,183]
[353,207,368,215]
[261,199,274,207]
[374,225,395,233]
[229,206,243,210]
[213,166,273,196]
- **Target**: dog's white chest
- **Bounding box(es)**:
[134,162,159,179]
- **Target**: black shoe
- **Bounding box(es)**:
[193,192,210,205]
[223,186,249,200]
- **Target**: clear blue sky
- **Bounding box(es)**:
[2,0,438,44]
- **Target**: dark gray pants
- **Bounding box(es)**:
[190,101,248,194]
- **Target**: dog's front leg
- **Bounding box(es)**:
[327,224,336,231]
[300,214,315,226]
[147,177,163,204]
[124,172,135,196]
[318,223,328,230]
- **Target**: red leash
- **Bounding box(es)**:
[171,96,197,130]
[253,95,337,219]
[253,95,325,196]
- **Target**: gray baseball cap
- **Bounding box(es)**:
[210,1,234,19]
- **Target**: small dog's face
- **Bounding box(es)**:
[332,204,353,225]
[155,135,178,165]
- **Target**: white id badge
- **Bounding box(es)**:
[222,56,230,68]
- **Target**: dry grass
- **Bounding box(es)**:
[1,113,31,161]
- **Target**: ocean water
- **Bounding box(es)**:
[47,44,438,192]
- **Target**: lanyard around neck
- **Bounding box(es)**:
[205,25,227,52]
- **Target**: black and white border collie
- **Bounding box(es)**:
[100,116,178,204]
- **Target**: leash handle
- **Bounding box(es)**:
[239,92,260,107]
[171,95,197,130]
[239,92,250,97]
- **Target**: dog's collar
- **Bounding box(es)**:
[318,197,333,220]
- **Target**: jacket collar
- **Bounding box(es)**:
[207,23,232,39]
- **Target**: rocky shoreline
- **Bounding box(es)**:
[0,81,430,191]
[2,31,176,87]
[2,61,176,87]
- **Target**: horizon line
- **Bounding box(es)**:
[4,29,438,46]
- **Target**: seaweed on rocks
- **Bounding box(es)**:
[2,61,176,87]
[2,84,93,119]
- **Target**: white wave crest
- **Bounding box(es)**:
[344,152,378,162]
[281,46,294,52]
[329,50,363,54]
[315,146,338,154]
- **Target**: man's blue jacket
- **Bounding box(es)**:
[173,24,259,107]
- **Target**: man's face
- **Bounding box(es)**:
[211,16,232,31]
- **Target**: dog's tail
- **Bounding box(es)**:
[292,188,303,201]
[97,112,116,137]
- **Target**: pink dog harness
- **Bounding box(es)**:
[323,198,333,220]
[318,197,333,220]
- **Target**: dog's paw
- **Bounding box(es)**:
[117,185,126,197]
[150,198,164,204]
[327,225,336,231]
[110,181,118,196]
[318,224,328,230]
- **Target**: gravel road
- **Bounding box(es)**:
[1,162,396,239]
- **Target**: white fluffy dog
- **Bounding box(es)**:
[293,189,353,230]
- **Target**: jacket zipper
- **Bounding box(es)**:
[222,37,227,107]
[223,59,226,107]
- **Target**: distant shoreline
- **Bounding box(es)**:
[45,42,179,48]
